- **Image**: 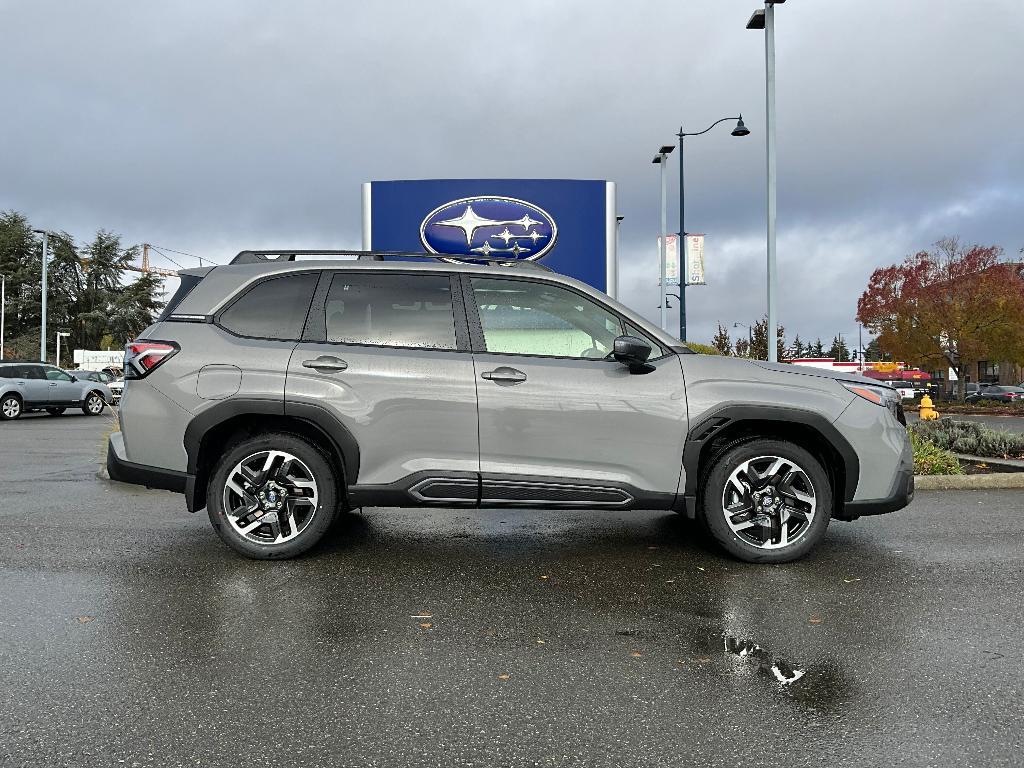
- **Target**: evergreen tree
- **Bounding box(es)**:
[828,335,851,362]
[788,334,806,359]
[810,337,826,357]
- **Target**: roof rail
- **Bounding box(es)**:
[229,249,553,272]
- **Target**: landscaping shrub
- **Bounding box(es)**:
[909,431,963,475]
[910,418,1024,460]
[684,341,722,355]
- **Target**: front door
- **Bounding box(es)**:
[466,276,688,508]
[43,366,80,405]
[286,270,479,502]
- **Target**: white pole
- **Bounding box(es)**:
[39,232,49,363]
[765,2,779,362]
[1,274,5,359]
[56,331,61,367]
[659,153,668,332]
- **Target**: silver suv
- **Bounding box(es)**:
[1,361,111,419]
[108,250,913,562]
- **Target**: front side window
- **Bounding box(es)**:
[471,278,624,358]
[219,272,319,340]
[325,273,456,350]
[44,367,73,382]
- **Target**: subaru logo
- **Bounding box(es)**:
[420,196,558,261]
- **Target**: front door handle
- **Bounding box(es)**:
[481,366,527,384]
[302,356,348,372]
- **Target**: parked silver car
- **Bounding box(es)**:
[108,250,913,563]
[0,361,112,419]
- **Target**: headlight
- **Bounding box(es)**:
[842,382,904,424]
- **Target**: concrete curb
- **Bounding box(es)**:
[914,473,1024,490]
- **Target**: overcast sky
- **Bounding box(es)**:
[2,0,1022,347]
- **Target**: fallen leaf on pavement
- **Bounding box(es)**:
[497,673,511,680]
[418,622,432,629]
[630,651,643,658]
[76,616,94,624]
[808,615,823,625]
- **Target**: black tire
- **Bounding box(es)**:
[82,392,106,416]
[207,433,339,560]
[701,439,832,564]
[1,394,22,420]
[46,407,66,416]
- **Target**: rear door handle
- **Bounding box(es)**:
[481,367,527,384]
[302,356,348,372]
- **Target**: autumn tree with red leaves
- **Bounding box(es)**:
[856,237,1024,399]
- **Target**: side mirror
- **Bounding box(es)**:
[612,335,653,373]
[70,375,78,382]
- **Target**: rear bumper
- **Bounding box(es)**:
[107,432,190,494]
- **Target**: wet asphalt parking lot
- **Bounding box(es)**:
[1,412,1022,767]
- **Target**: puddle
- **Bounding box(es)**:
[724,635,805,686]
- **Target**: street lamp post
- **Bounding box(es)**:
[733,321,754,355]
[676,115,750,343]
[55,331,70,368]
[1,273,5,359]
[652,145,674,332]
[747,0,785,362]
[32,229,50,363]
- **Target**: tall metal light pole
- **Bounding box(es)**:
[676,116,750,342]
[748,0,784,362]
[652,145,674,332]
[1,273,5,359]
[32,229,50,363]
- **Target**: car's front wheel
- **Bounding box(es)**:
[207,433,339,559]
[82,392,106,416]
[701,439,831,564]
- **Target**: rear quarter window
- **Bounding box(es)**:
[218,272,319,340]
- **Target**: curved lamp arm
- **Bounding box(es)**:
[678,116,743,137]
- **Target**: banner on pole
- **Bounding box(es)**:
[657,234,680,286]
[685,234,706,285]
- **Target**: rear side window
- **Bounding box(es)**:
[158,272,206,321]
[0,365,14,378]
[22,366,45,380]
[324,273,456,350]
[219,273,318,340]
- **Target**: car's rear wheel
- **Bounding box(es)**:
[46,407,66,416]
[701,439,831,564]
[82,392,106,416]
[207,433,338,559]
[1,394,23,420]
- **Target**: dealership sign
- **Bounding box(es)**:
[362,179,618,296]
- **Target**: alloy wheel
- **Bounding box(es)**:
[721,455,817,550]
[86,395,104,414]
[222,450,319,545]
[2,397,20,419]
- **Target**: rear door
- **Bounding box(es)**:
[286,270,479,501]
[465,275,688,508]
[20,365,51,406]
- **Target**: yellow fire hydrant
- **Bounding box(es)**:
[919,394,939,420]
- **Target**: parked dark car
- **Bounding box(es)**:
[965,385,1024,403]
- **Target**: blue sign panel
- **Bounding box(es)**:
[363,179,617,296]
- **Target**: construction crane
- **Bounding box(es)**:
[131,244,178,277]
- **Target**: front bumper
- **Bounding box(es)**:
[107,431,190,494]
[843,465,915,517]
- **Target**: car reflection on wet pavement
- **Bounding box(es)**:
[1,415,1022,767]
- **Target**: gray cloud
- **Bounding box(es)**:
[1,0,1021,345]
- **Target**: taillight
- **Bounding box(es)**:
[125,341,179,379]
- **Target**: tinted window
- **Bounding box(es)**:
[219,273,318,340]
[471,278,624,358]
[44,367,73,382]
[23,365,45,380]
[0,365,14,378]
[325,273,456,350]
